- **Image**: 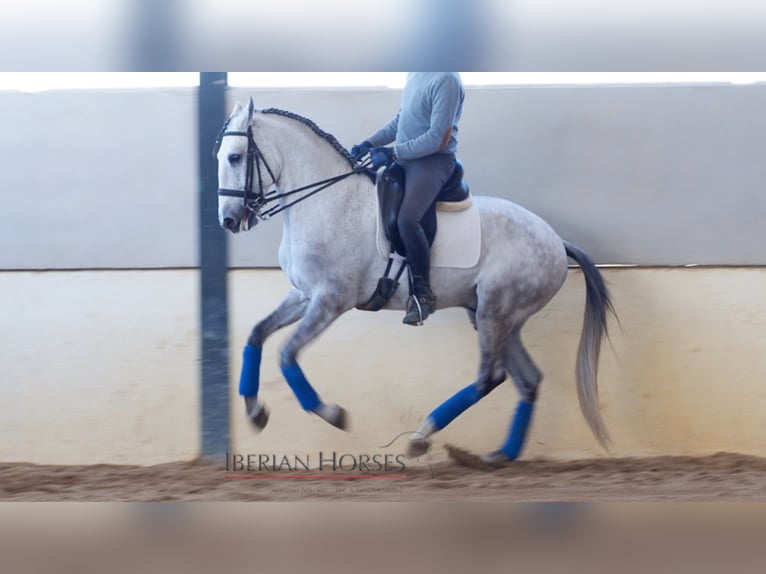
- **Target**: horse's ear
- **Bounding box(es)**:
[247,96,256,123]
[230,101,243,117]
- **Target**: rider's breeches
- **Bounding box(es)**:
[398,153,456,281]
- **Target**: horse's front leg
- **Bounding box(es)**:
[240,288,309,431]
[279,293,349,430]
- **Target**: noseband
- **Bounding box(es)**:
[214,117,370,221]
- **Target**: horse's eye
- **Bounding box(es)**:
[228,153,242,164]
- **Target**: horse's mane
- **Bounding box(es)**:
[261,108,357,169]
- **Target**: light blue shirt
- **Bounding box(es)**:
[367,72,464,161]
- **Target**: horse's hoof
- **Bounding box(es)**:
[481,450,513,468]
[330,406,348,430]
[245,398,269,431]
[406,437,432,458]
[317,403,348,431]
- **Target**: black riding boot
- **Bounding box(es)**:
[403,275,436,326]
[403,227,436,326]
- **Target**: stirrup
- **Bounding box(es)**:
[403,294,434,326]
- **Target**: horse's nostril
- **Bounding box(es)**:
[223,217,236,230]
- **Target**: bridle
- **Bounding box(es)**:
[214,117,370,221]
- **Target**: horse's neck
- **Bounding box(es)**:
[266,119,376,245]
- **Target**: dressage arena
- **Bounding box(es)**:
[2,80,766,501]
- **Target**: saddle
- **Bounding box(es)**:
[357,160,472,312]
[378,160,471,256]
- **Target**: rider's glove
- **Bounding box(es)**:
[350,140,373,161]
[369,146,396,170]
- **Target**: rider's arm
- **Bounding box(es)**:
[367,112,400,147]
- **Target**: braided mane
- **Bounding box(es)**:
[261,108,357,168]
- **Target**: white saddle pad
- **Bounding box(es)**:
[375,198,482,269]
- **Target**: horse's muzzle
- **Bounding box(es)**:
[222,211,257,233]
[222,217,240,234]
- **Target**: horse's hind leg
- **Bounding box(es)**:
[483,327,543,466]
[506,327,542,402]
[239,288,308,431]
[278,293,350,430]
[407,307,508,458]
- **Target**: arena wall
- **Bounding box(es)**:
[2,267,765,465]
[2,84,765,269]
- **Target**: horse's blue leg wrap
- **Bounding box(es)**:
[281,362,321,412]
[238,345,262,397]
[428,384,483,431]
[500,400,535,460]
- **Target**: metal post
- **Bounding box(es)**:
[198,72,229,460]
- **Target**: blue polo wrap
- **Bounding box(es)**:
[238,345,262,397]
[428,384,482,431]
[281,362,321,411]
[500,400,535,460]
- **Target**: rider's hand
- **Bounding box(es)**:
[350,140,373,161]
[369,146,396,170]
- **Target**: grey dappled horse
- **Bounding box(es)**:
[215,98,615,465]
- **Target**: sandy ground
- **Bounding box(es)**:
[1,450,765,501]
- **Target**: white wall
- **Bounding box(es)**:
[0,88,198,269]
[1,84,765,269]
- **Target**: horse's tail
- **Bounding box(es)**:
[564,241,616,448]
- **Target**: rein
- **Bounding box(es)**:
[214,118,370,220]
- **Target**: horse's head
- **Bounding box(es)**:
[215,97,278,233]
[215,102,363,234]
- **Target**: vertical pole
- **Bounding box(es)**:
[198,72,229,460]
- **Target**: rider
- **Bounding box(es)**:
[351,72,465,326]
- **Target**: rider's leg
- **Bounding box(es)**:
[398,153,456,325]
